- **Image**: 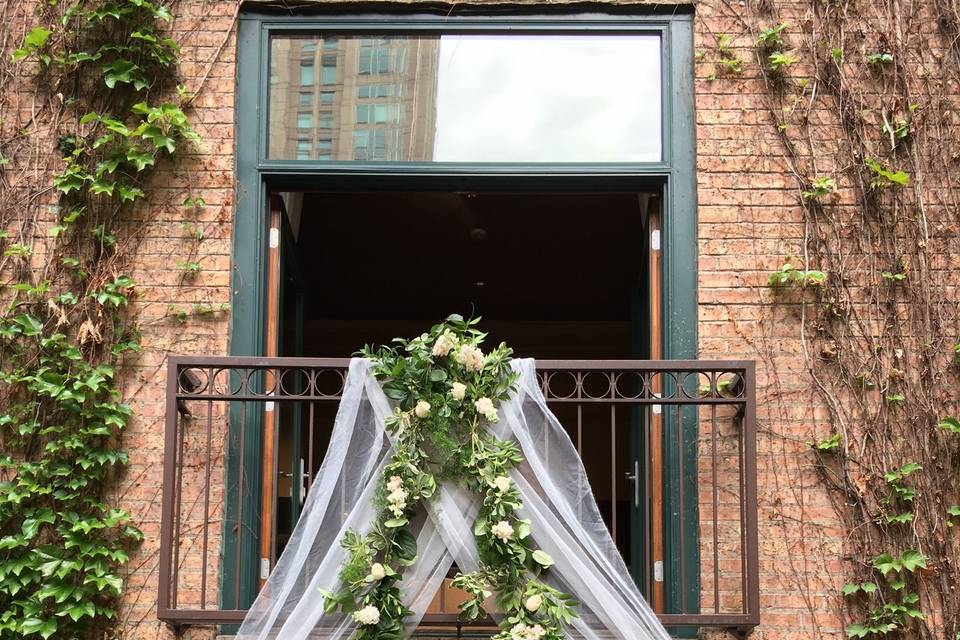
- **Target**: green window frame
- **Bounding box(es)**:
[230,7,697,624]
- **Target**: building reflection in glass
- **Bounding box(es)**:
[269,34,661,163]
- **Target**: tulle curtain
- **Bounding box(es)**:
[236,358,670,640]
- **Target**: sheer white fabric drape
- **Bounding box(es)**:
[237,358,670,640]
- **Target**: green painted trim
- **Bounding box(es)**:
[225,8,699,621]
[661,16,700,630]
[222,15,266,613]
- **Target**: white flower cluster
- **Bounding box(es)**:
[450,381,467,401]
[456,344,485,372]
[415,400,431,418]
[509,623,546,639]
[386,475,408,517]
[353,604,380,626]
[474,396,499,423]
[490,520,514,542]
[493,475,511,493]
[432,329,458,357]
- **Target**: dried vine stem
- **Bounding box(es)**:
[705,0,960,636]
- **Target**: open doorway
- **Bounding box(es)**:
[267,188,663,618]
[286,190,653,358]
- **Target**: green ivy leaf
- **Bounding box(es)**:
[65,601,96,622]
[12,314,44,337]
[900,550,927,572]
[20,617,57,639]
[102,59,143,89]
[939,417,960,434]
[873,553,898,576]
[12,27,51,62]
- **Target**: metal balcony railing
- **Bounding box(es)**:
[158,356,758,636]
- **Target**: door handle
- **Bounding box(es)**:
[625,460,640,508]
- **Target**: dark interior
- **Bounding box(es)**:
[275,189,654,571]
[288,190,650,358]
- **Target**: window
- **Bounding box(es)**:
[358,39,394,74]
[295,139,311,160]
[320,91,335,103]
[299,91,312,106]
[297,112,312,129]
[320,55,337,85]
[318,114,333,129]
[356,104,394,124]
[354,128,388,160]
[299,62,313,86]
[233,12,700,628]
[357,84,395,99]
[270,33,662,162]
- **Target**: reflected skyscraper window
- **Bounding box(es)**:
[269,34,661,162]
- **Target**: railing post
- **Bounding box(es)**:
[742,360,760,627]
[157,356,182,622]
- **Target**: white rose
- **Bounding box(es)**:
[524,594,543,612]
[456,345,485,372]
[352,604,380,625]
[529,624,545,638]
[490,520,514,542]
[493,475,511,493]
[415,400,431,418]
[386,475,403,493]
[450,381,467,401]
[369,562,386,581]
[474,397,499,423]
[432,330,457,357]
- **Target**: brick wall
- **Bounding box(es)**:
[693,2,847,638]
[2,0,931,637]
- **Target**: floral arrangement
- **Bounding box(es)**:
[320,316,579,639]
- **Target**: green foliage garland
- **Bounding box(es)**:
[0,1,196,638]
[321,316,579,640]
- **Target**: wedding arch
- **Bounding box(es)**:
[237,317,671,640]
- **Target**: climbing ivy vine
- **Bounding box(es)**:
[704,1,960,638]
[0,1,196,637]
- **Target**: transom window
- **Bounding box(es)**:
[268,33,662,162]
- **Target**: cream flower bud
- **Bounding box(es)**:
[369,562,386,581]
[450,381,467,401]
[456,345,485,372]
[524,594,543,612]
[493,475,511,493]
[490,520,514,542]
[352,604,380,625]
[432,330,457,357]
[474,397,499,423]
[415,400,431,418]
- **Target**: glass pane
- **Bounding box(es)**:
[269,33,661,162]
